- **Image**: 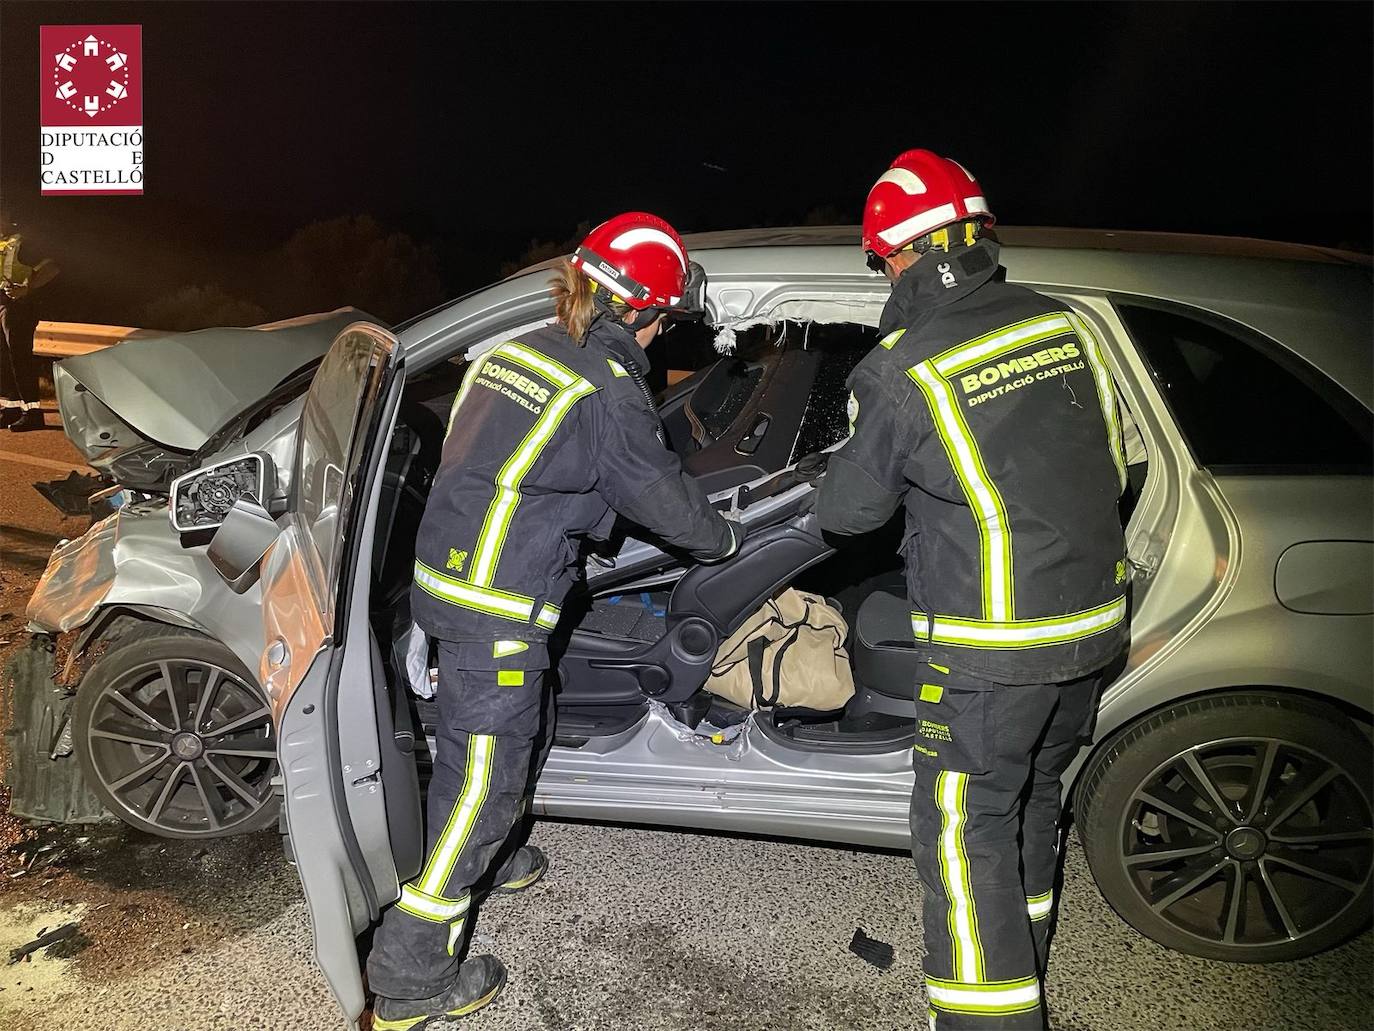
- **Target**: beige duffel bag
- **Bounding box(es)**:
[706,589,854,711]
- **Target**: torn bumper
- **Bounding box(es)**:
[1,639,112,824]
[23,499,269,683]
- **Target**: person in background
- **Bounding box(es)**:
[0,223,57,433]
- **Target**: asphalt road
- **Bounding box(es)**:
[0,817,1370,1031]
[1,410,1371,1031]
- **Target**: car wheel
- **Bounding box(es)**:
[73,624,279,839]
[1076,692,1372,962]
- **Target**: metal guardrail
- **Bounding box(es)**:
[33,321,161,358]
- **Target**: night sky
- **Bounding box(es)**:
[1,2,1370,327]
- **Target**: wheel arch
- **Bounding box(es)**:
[1066,679,1372,809]
[63,603,210,683]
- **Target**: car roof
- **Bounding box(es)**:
[677,224,1372,266]
[476,227,1371,410]
[676,227,1371,409]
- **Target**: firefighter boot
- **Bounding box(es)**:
[372,955,507,1030]
[490,844,548,895]
[7,409,43,432]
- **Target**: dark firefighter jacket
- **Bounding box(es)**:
[815,238,1129,684]
[412,316,734,668]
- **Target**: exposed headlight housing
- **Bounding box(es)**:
[169,454,272,533]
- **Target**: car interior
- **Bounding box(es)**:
[365,311,1151,830]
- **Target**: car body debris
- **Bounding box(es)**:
[848,927,895,970]
[8,922,80,964]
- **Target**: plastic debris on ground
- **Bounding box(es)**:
[848,927,895,970]
[9,922,80,964]
[32,472,106,518]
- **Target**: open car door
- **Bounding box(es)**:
[252,323,415,1027]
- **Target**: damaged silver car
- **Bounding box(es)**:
[18,229,1373,1024]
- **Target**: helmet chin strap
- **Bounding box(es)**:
[626,307,662,333]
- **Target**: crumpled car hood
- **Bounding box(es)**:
[54,308,374,457]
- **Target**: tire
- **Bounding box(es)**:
[73,623,280,839]
[1075,692,1372,963]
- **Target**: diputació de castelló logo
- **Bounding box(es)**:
[40,24,144,196]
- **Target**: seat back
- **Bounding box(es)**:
[854,589,923,700]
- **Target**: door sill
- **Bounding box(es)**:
[753,708,914,755]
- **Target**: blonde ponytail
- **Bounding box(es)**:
[550,260,634,345]
[550,261,596,344]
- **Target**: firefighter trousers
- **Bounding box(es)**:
[367,641,554,1001]
[910,666,1105,1029]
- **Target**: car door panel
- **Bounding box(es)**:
[258,323,409,1028]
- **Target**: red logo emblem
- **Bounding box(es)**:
[41,25,141,127]
[40,25,144,195]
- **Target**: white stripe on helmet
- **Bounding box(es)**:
[877,202,957,247]
[963,195,990,216]
[875,167,928,195]
[578,259,635,299]
[608,227,687,271]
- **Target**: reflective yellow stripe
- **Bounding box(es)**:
[1027,890,1054,921]
[879,328,907,350]
[493,341,578,387]
[446,918,466,956]
[926,975,1041,1015]
[1066,312,1128,492]
[497,670,524,686]
[470,368,597,587]
[908,309,1130,634]
[396,884,470,923]
[446,358,488,435]
[936,771,983,982]
[911,596,1126,649]
[493,640,528,658]
[414,560,561,627]
[417,734,494,896]
[909,362,1013,621]
[607,358,629,378]
[933,313,1074,376]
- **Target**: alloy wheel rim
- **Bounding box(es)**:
[1118,736,1373,948]
[85,657,276,834]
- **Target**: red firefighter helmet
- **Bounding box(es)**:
[569,212,690,311]
[861,149,995,259]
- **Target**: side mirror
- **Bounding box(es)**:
[170,452,277,534]
[207,498,281,593]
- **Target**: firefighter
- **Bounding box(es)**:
[814,151,1129,1029]
[367,212,740,1029]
